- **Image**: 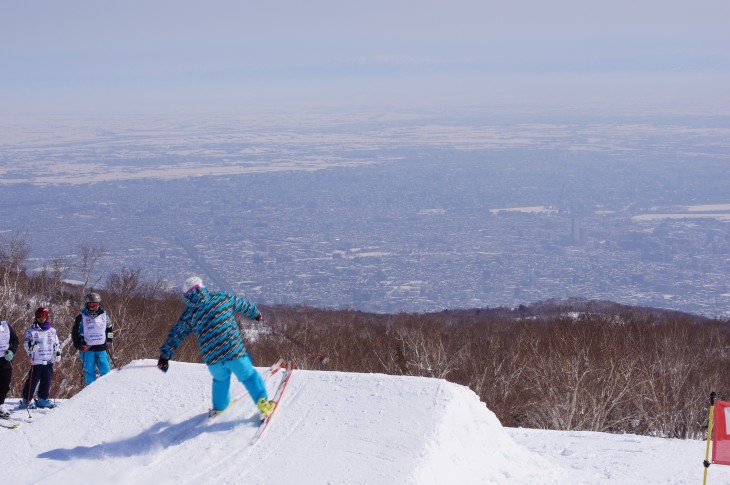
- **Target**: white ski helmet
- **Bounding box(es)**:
[183,276,204,295]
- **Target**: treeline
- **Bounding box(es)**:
[254,305,729,439]
[1,234,728,439]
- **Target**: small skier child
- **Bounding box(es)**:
[21,307,61,409]
[0,319,20,418]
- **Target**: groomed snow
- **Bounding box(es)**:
[1,359,728,484]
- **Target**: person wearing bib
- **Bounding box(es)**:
[72,293,114,386]
[0,319,20,418]
[20,307,60,409]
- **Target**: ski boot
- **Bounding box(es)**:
[19,398,36,409]
[208,406,226,418]
[0,404,10,419]
[256,397,275,418]
[35,398,55,409]
[35,397,56,409]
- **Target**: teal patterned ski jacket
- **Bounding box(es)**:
[160,287,261,365]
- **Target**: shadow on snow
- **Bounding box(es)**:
[38,412,259,461]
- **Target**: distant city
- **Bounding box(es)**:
[1,109,728,317]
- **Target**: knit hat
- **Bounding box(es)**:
[183,276,204,295]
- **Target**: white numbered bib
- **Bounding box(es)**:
[82,313,108,346]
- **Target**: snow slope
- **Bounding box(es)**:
[1,359,727,484]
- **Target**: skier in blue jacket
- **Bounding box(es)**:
[158,276,274,417]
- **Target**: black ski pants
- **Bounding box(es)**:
[22,363,54,401]
[0,363,11,404]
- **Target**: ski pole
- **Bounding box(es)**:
[49,359,58,407]
[212,269,331,363]
[79,350,85,388]
[25,348,35,418]
[11,355,24,414]
[117,363,159,371]
[12,353,23,399]
[265,321,330,364]
[106,347,118,370]
[704,391,717,485]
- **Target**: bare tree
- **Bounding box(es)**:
[4,251,730,441]
[0,231,30,322]
[76,243,106,296]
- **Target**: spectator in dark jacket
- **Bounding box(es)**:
[72,292,113,386]
[0,318,20,418]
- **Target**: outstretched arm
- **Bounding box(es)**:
[158,314,193,373]
[159,313,193,360]
[233,294,261,321]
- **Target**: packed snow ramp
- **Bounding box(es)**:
[2,359,563,484]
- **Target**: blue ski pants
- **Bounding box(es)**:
[207,355,268,411]
[81,350,111,386]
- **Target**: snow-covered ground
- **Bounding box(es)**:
[1,359,727,484]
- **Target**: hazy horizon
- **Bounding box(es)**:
[2,1,729,115]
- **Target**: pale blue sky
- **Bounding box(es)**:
[1,0,728,114]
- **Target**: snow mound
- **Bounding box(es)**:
[3,359,564,484]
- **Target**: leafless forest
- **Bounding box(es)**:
[2,234,728,439]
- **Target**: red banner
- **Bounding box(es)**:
[713,400,730,465]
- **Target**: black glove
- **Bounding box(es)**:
[157,356,169,373]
